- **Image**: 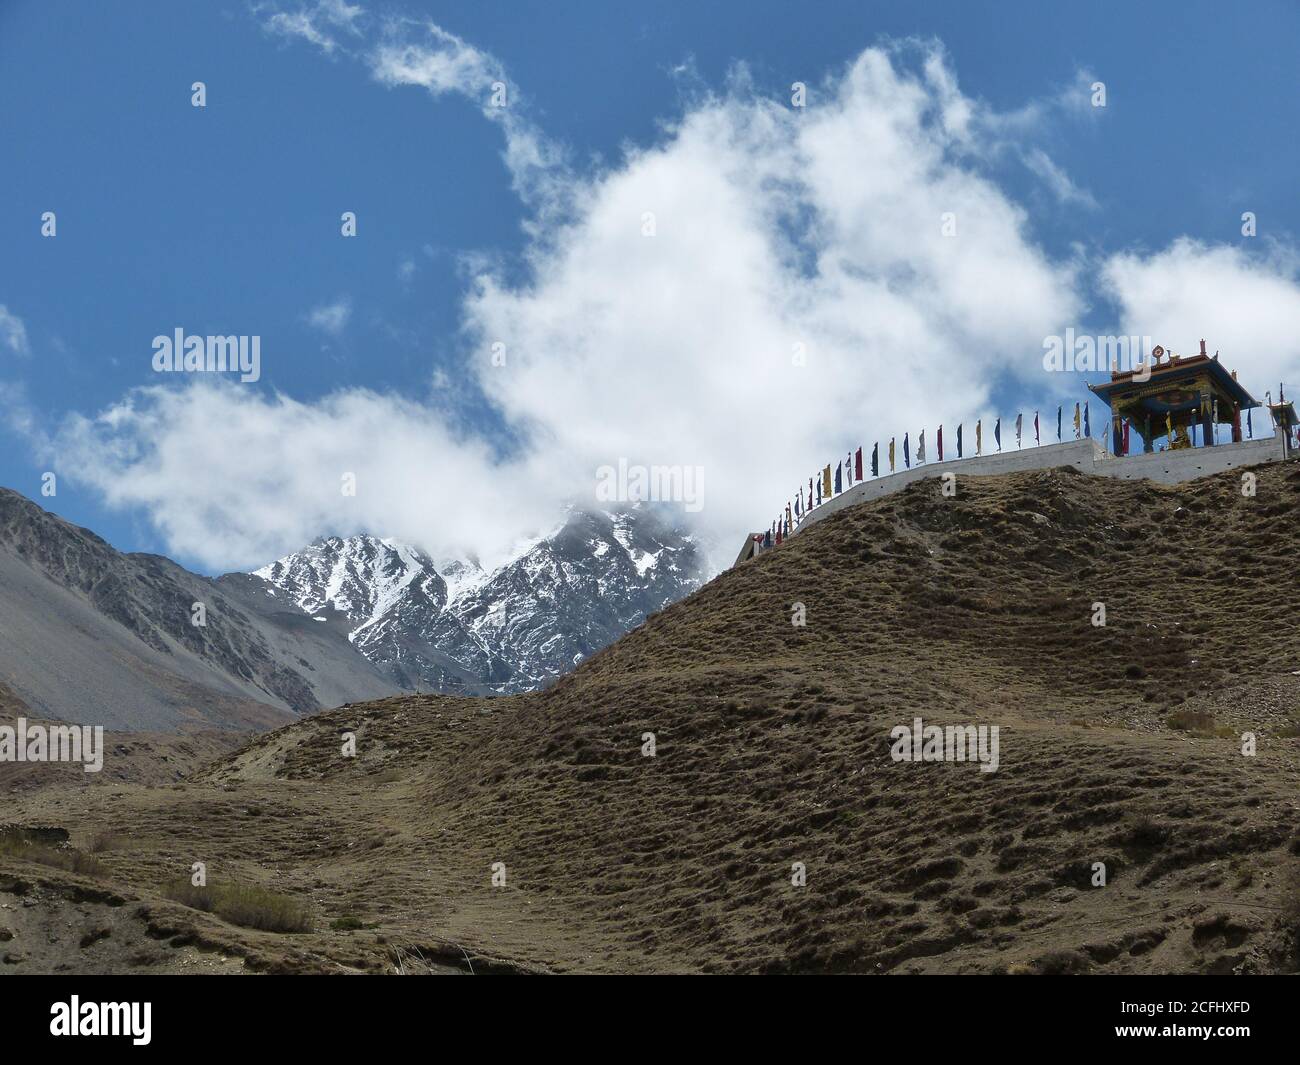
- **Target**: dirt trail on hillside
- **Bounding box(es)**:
[4,462,1299,974]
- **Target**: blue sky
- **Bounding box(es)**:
[2,0,1299,572]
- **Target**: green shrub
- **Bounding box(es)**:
[330,915,366,931]
[163,879,312,933]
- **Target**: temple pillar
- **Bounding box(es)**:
[1200,392,1214,446]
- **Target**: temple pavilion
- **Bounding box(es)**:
[1088,341,1260,454]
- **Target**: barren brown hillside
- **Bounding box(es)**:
[3,462,1299,974]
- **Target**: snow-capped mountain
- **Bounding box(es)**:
[252,508,706,694]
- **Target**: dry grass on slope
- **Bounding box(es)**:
[4,462,1299,974]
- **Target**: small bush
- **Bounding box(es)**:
[1125,817,1170,849]
[0,833,101,877]
[163,880,215,912]
[85,830,128,853]
[163,879,312,933]
[329,915,366,931]
[217,884,313,933]
[1028,949,1091,975]
[1166,709,1216,734]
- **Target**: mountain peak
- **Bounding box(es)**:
[0,486,396,729]
[251,508,706,694]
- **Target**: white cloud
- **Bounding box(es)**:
[305,297,352,335]
[369,24,502,98]
[44,381,566,572]
[1102,239,1300,403]
[0,380,36,437]
[1023,148,1098,210]
[0,305,30,358]
[987,68,1105,137]
[363,19,568,217]
[261,0,365,56]
[465,44,1082,559]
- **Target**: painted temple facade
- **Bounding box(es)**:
[1088,341,1259,454]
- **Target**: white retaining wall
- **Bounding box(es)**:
[791,433,1291,536]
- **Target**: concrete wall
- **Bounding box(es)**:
[788,433,1290,538]
[1090,435,1287,483]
